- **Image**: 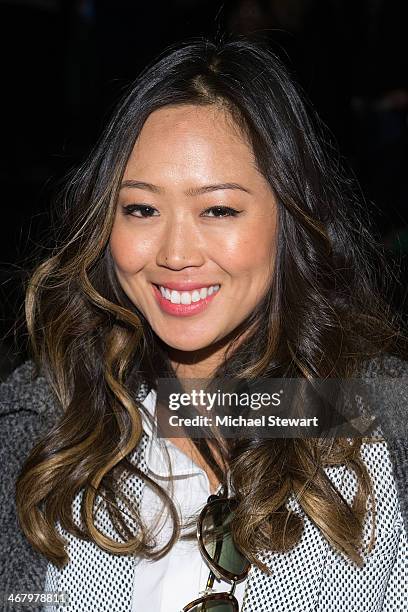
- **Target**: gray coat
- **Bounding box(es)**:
[1,355,407,611]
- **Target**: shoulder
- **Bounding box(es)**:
[358,352,408,435]
[360,352,408,379]
[0,360,62,484]
[0,361,55,597]
[358,352,408,538]
[0,359,61,420]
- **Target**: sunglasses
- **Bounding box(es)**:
[182,488,251,612]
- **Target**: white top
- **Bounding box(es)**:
[131,387,247,612]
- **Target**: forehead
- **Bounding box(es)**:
[138,103,248,141]
[123,103,257,176]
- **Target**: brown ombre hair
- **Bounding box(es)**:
[15,36,408,573]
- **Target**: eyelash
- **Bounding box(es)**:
[121,204,242,218]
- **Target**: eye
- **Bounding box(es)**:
[201,206,242,218]
[121,204,243,218]
[121,204,158,217]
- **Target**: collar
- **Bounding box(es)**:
[139,387,205,479]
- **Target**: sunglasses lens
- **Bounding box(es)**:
[187,600,235,611]
[201,500,249,576]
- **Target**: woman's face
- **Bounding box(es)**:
[110,103,277,360]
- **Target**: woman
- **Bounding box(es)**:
[1,37,407,612]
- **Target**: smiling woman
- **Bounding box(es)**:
[1,36,408,612]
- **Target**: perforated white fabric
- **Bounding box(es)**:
[242,439,407,611]
[43,384,407,611]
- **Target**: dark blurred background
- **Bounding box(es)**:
[0,0,407,379]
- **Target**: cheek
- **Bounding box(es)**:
[109,224,152,273]
[109,228,136,273]
[220,218,276,275]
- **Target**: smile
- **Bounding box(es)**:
[159,284,220,304]
[151,283,220,317]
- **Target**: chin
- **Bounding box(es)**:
[156,329,220,352]
[164,337,213,352]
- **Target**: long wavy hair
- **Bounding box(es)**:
[15,36,408,573]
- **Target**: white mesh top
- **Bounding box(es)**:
[44,384,408,611]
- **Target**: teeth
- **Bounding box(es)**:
[158,284,220,305]
[170,290,181,304]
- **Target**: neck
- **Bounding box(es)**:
[168,346,223,380]
[164,317,255,380]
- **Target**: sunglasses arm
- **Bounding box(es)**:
[199,568,216,597]
[200,568,237,599]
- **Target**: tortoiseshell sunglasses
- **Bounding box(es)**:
[182,488,251,612]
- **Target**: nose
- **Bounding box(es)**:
[156,216,205,270]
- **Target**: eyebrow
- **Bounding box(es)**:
[120,179,252,196]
